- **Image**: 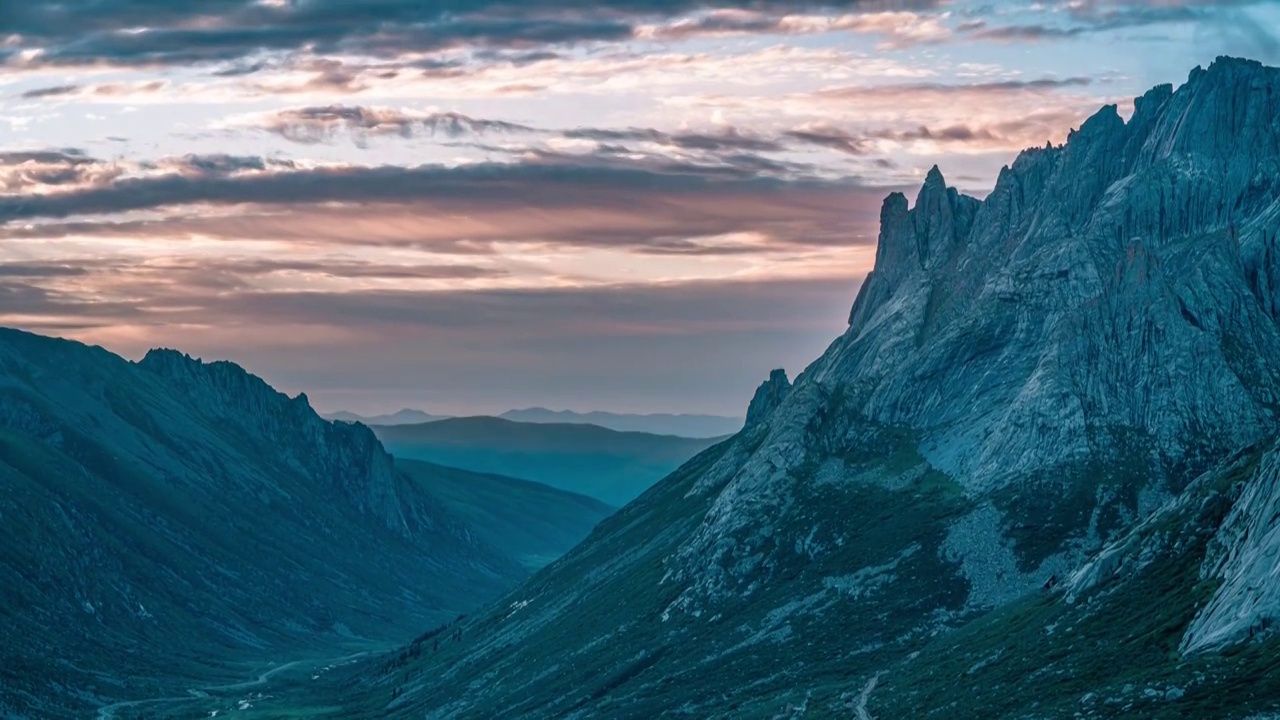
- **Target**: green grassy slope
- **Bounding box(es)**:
[397,458,615,570]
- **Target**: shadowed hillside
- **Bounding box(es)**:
[371,416,726,506]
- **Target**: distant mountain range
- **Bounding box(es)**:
[498,408,742,438]
[371,416,727,506]
[324,407,742,438]
[0,328,610,719]
[325,408,450,425]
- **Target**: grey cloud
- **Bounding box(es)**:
[0,149,95,165]
[784,117,1070,155]
[959,0,1278,52]
[562,127,783,153]
[0,147,892,264]
[155,258,507,281]
[965,23,1086,41]
[0,262,90,278]
[0,1,936,70]
[262,106,534,145]
[212,60,270,77]
[784,127,875,155]
[825,77,1095,97]
[0,152,837,223]
[19,84,81,99]
[158,153,299,175]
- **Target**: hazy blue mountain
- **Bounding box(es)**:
[498,407,742,438]
[324,408,450,425]
[291,58,1280,719]
[372,416,726,506]
[0,329,526,719]
[398,458,614,570]
[326,407,743,437]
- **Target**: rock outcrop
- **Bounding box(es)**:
[1183,443,1280,653]
[743,368,791,428]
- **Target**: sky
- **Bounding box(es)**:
[0,0,1277,416]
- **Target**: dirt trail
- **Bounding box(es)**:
[95,651,369,719]
[852,671,886,720]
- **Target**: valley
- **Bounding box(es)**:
[0,331,645,718]
[94,645,383,720]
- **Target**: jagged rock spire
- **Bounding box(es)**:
[744,368,791,428]
[848,165,978,329]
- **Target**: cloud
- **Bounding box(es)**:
[635,9,952,48]
[0,155,891,260]
[782,110,1095,155]
[19,84,81,99]
[784,126,875,155]
[956,0,1279,53]
[14,79,169,101]
[152,153,300,175]
[561,127,783,153]
[0,142,870,221]
[258,106,534,145]
[0,1,934,71]
[0,262,89,278]
[0,148,127,194]
[819,77,1094,99]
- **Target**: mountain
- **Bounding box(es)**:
[326,407,743,437]
[371,416,726,506]
[498,408,743,438]
[325,408,450,425]
[398,459,614,571]
[0,329,527,719]
[296,57,1280,718]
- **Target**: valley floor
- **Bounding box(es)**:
[91,643,394,720]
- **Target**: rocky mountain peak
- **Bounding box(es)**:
[744,368,791,428]
[848,166,980,328]
[676,57,1280,613]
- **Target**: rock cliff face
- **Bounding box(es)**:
[138,349,420,535]
[671,54,1280,611]
[1182,442,1280,654]
[335,57,1280,720]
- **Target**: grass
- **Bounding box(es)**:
[851,443,1280,720]
[294,426,987,719]
[397,458,614,570]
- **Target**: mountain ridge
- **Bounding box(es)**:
[0,328,529,718]
[324,407,744,438]
[372,416,727,505]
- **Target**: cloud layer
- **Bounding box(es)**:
[2,0,1272,413]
